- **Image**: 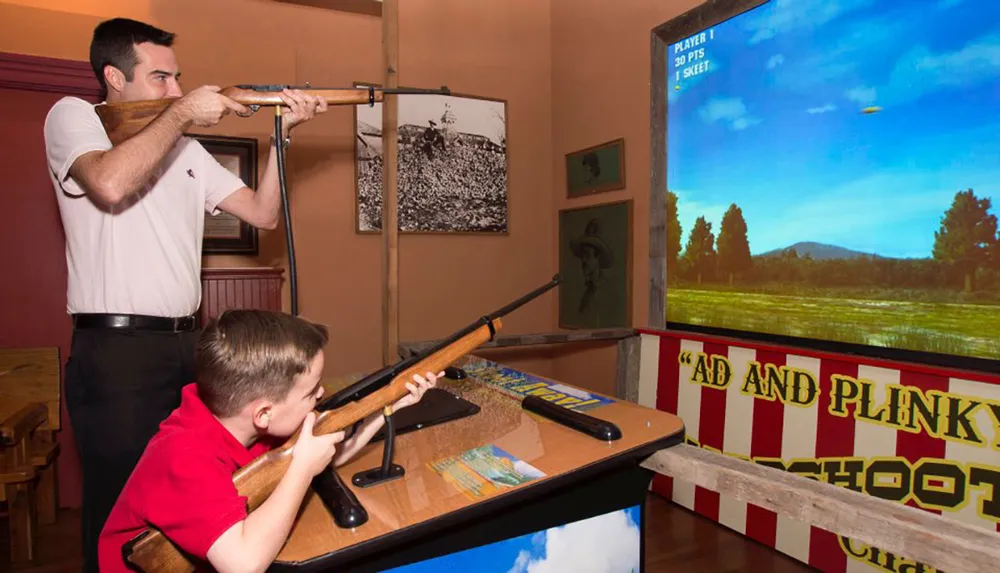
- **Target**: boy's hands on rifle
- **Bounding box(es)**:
[277,88,328,137]
[174,85,250,127]
[391,371,443,413]
[289,411,345,478]
[329,371,441,468]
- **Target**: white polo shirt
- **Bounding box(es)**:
[43,96,246,318]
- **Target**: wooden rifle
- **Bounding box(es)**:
[94,84,451,145]
[121,275,561,573]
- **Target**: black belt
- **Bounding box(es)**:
[72,313,198,332]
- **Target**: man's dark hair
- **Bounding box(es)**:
[89,18,176,96]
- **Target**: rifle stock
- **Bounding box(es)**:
[123,320,501,573]
[94,84,451,145]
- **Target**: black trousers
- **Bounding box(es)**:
[64,326,199,573]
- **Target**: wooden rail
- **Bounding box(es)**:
[399,328,640,401]
[642,444,1000,573]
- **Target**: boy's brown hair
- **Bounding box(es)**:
[196,310,329,417]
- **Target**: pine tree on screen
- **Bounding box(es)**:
[932,188,998,292]
[683,216,716,285]
[717,203,752,287]
[666,191,682,283]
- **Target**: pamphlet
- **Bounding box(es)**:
[429,444,545,500]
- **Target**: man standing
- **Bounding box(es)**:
[42,18,327,571]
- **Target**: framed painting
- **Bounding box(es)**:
[566,138,626,198]
[193,134,259,255]
[354,82,508,234]
[558,200,633,329]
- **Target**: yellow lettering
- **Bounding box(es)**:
[740,361,768,399]
[510,382,548,393]
[968,464,1000,521]
[856,379,889,423]
[690,353,731,389]
[941,395,984,445]
[903,387,943,436]
[788,368,820,407]
[829,374,860,417]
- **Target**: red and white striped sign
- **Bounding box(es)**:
[636,329,1000,573]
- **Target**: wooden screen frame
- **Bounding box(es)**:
[647,0,768,328]
[647,0,1000,375]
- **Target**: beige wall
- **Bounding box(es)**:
[0,0,558,382]
[1,0,707,505]
[548,0,703,388]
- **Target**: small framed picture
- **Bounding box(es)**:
[193,134,259,255]
[565,138,626,198]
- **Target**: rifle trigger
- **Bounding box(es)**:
[237,104,259,118]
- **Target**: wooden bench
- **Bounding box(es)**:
[0,348,61,565]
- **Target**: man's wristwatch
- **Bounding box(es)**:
[270,134,291,150]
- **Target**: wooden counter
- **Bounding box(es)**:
[277,356,685,571]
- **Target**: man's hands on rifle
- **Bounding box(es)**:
[167,86,325,137]
[277,88,328,138]
[173,85,250,128]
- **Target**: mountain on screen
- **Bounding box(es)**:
[758,242,879,260]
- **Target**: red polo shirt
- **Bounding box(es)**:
[98,383,277,572]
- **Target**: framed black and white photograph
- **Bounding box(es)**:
[354,84,508,234]
[193,134,259,255]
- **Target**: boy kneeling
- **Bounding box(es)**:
[99,310,440,572]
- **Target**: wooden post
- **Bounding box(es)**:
[381,0,399,365]
[615,335,640,403]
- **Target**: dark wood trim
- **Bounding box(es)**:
[201,267,284,279]
[0,52,100,98]
[648,0,769,330]
[199,267,285,326]
[649,27,667,330]
[647,0,1000,378]
[272,0,382,17]
[399,329,637,358]
[615,335,640,403]
[651,0,768,42]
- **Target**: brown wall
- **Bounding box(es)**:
[0,0,555,507]
[0,0,704,507]
[0,0,556,373]
[548,0,704,389]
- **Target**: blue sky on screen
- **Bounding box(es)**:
[382,505,641,573]
[666,0,1000,258]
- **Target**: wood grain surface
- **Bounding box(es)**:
[0,348,61,432]
[279,356,685,565]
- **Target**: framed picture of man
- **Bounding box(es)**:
[193,134,259,255]
[558,200,633,329]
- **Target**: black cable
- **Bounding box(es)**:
[274,110,298,316]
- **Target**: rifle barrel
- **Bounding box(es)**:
[232,84,451,96]
[486,274,561,319]
[317,274,561,412]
